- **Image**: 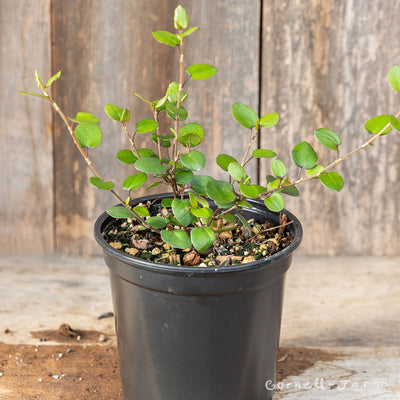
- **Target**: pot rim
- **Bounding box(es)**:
[94,193,303,276]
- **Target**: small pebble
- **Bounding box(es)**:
[66,348,72,354]
[0,372,3,377]
[38,378,42,382]
[98,334,107,342]
[58,353,63,358]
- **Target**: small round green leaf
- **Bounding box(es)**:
[175,169,194,185]
[152,31,181,47]
[161,198,173,207]
[104,104,130,122]
[174,5,188,30]
[191,207,214,218]
[319,172,344,191]
[216,154,237,171]
[232,103,259,129]
[191,175,215,195]
[314,128,341,151]
[238,183,266,198]
[172,198,193,227]
[186,64,217,80]
[190,227,215,252]
[89,177,114,190]
[133,206,149,217]
[291,142,318,169]
[271,159,287,177]
[136,119,158,133]
[181,150,206,171]
[107,206,135,219]
[167,103,188,120]
[137,148,154,157]
[206,180,237,203]
[365,115,392,135]
[74,124,102,148]
[178,123,205,147]
[166,82,179,102]
[161,229,192,249]
[306,164,324,177]
[122,172,147,191]
[259,112,279,128]
[117,149,137,164]
[228,161,247,182]
[389,115,400,132]
[264,193,284,212]
[281,185,300,197]
[134,157,169,174]
[252,149,276,158]
[388,66,400,92]
[69,112,99,125]
[146,216,169,229]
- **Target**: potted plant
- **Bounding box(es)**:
[20,5,400,400]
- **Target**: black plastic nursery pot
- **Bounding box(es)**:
[94,194,303,400]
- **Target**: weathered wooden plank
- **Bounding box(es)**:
[261,0,400,255]
[0,1,53,254]
[52,0,261,255]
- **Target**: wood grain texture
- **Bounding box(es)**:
[0,1,53,254]
[261,0,400,255]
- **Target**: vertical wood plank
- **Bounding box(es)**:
[0,0,53,254]
[261,0,400,255]
[52,0,261,255]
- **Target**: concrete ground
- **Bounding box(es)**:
[0,255,399,399]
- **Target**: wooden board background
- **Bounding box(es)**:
[1,0,399,256]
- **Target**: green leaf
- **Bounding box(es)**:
[181,150,206,171]
[166,103,188,120]
[166,82,179,102]
[137,148,154,157]
[175,169,194,185]
[104,104,130,122]
[306,164,324,177]
[291,142,318,169]
[154,96,169,111]
[151,132,172,147]
[45,70,62,88]
[228,161,247,182]
[364,115,392,135]
[271,159,287,177]
[178,122,204,147]
[206,180,237,203]
[231,103,258,129]
[186,64,217,80]
[236,199,253,208]
[145,181,162,191]
[216,154,237,171]
[179,27,199,38]
[238,183,266,198]
[89,177,114,190]
[152,31,181,47]
[122,172,147,191]
[69,112,99,125]
[161,229,192,250]
[319,172,344,191]
[281,185,299,197]
[390,115,400,132]
[117,149,137,164]
[388,66,400,92]
[314,128,341,151]
[264,193,284,212]
[215,200,236,209]
[133,92,153,106]
[136,119,158,133]
[18,91,49,99]
[190,227,215,252]
[174,5,188,30]
[74,123,102,148]
[134,157,169,174]
[259,112,279,128]
[252,149,276,158]
[133,206,149,217]
[161,198,173,207]
[191,207,213,218]
[34,70,43,89]
[189,192,198,208]
[191,175,215,195]
[146,216,169,229]
[106,206,135,219]
[172,198,193,227]
[222,213,237,223]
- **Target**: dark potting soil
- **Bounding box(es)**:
[102,203,294,267]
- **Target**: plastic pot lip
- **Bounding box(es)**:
[94,193,303,276]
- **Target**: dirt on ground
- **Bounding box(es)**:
[0,329,337,400]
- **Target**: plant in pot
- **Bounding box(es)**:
[20,5,400,400]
